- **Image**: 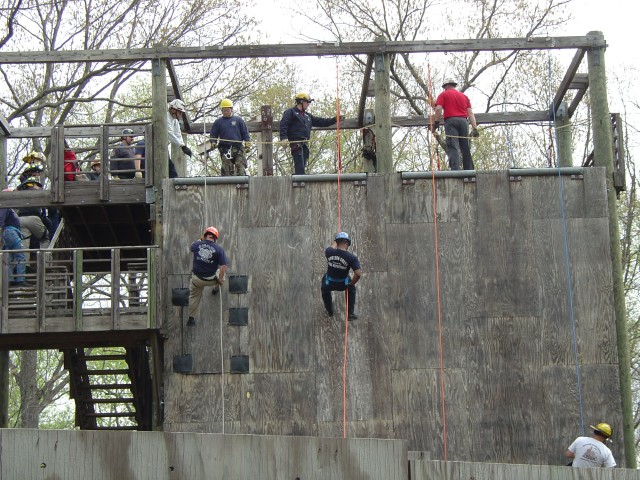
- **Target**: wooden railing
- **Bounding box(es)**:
[0,245,158,334]
[0,123,152,208]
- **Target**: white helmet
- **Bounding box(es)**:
[168,99,186,112]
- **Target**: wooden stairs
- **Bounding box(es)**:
[64,346,153,431]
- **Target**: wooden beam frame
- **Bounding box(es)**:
[0,36,606,65]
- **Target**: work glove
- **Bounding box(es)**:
[210,141,218,150]
[244,141,252,151]
[134,171,143,179]
[471,128,480,138]
[181,145,192,157]
[112,175,120,180]
[429,121,440,133]
[276,140,289,148]
[215,277,224,285]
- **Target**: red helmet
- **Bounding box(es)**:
[204,226,219,239]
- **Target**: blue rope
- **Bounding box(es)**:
[548,52,585,435]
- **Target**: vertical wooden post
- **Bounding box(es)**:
[73,249,83,331]
[152,58,168,249]
[374,36,393,173]
[111,248,121,330]
[588,30,636,468]
[0,350,8,427]
[259,106,273,176]
[50,125,65,202]
[99,125,110,202]
[0,132,7,189]
[555,102,572,167]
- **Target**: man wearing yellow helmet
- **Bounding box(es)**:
[565,422,616,467]
[209,98,251,176]
[279,93,341,175]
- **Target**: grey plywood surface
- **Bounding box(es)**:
[161,170,624,466]
[0,429,408,480]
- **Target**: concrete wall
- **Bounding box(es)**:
[160,169,624,466]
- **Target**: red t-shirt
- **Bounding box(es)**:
[64,149,80,181]
[435,89,471,118]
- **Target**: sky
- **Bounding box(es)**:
[246,0,637,112]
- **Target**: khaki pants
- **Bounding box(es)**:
[19,216,50,262]
[188,270,220,318]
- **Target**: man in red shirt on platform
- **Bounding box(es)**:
[432,79,479,171]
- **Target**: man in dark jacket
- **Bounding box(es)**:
[187,226,228,326]
[279,93,340,175]
[321,232,362,320]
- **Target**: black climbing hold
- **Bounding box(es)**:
[228,308,249,326]
[230,355,249,373]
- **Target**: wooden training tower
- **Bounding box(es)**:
[0,32,638,478]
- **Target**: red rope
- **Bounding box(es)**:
[427,60,448,460]
[335,58,349,438]
[336,60,343,230]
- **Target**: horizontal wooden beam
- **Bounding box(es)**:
[193,111,551,133]
[0,35,606,64]
[8,111,550,143]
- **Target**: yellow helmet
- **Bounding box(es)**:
[590,423,613,438]
[23,151,46,164]
[295,92,313,104]
[219,98,233,109]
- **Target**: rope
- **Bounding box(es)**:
[336,59,342,231]
[547,51,585,435]
[342,289,349,438]
[335,57,350,439]
[220,282,225,434]
[427,59,447,460]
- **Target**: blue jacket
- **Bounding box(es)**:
[279,107,336,142]
[210,116,250,149]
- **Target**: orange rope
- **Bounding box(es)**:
[336,59,342,231]
[427,60,447,460]
[335,57,349,439]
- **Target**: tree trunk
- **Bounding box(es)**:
[16,350,40,428]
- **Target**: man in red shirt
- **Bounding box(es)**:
[432,79,479,170]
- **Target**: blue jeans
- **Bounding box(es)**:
[291,143,309,175]
[321,274,356,315]
[444,116,474,170]
[3,227,25,283]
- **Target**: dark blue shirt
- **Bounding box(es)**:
[325,247,361,281]
[111,142,136,179]
[0,208,20,229]
[210,116,250,149]
[134,139,145,171]
[279,107,336,142]
[191,239,227,277]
